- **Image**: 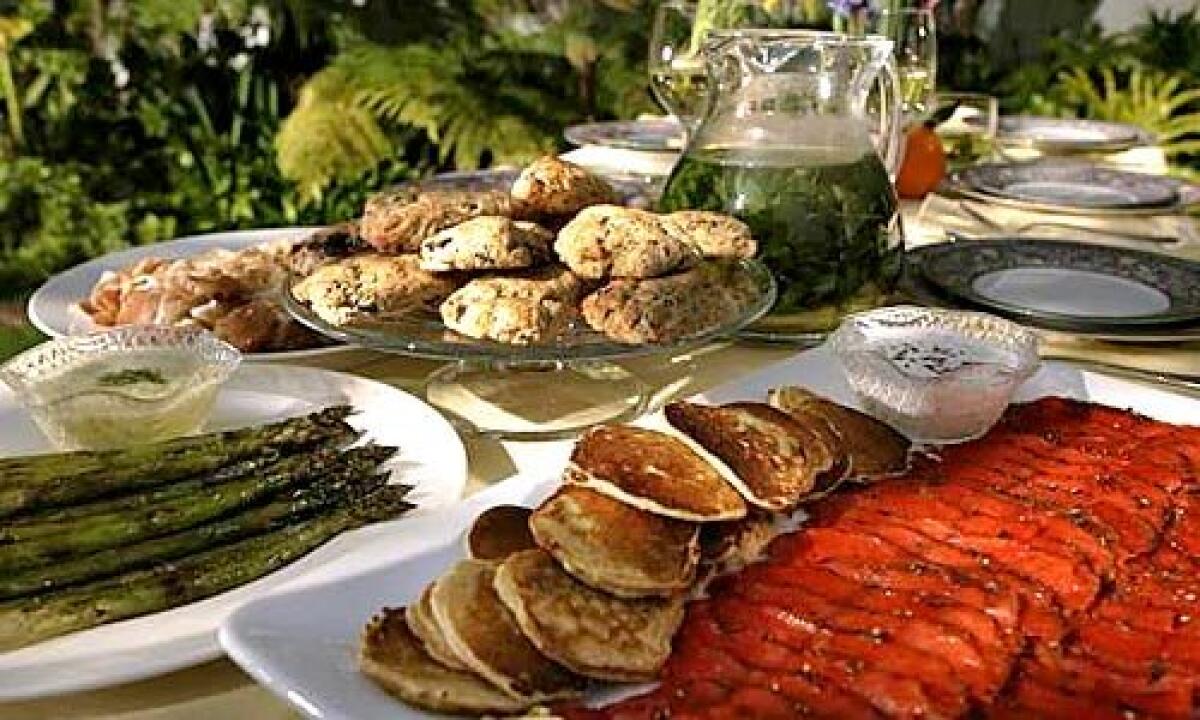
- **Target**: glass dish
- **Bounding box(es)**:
[829,306,1040,442]
[285,259,776,439]
[0,326,241,450]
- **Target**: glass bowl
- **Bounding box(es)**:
[829,306,1040,442]
[0,326,241,450]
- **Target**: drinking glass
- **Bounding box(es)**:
[648,0,788,132]
[934,91,999,168]
[867,8,937,124]
[649,1,708,130]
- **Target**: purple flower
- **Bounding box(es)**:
[827,0,872,17]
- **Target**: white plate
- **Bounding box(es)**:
[0,363,467,700]
[994,116,1148,153]
[26,227,350,362]
[972,267,1172,319]
[218,347,1200,720]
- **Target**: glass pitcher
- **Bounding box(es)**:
[659,30,906,341]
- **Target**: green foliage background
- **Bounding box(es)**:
[0,0,658,303]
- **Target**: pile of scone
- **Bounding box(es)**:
[291,156,761,345]
[358,387,911,716]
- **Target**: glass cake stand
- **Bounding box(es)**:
[285,260,776,440]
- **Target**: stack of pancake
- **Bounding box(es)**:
[359,386,910,716]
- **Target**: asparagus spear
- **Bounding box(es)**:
[0,406,356,517]
[0,445,396,573]
[5,450,303,535]
[6,434,348,531]
[0,484,415,651]
[0,467,405,600]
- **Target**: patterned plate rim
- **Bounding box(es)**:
[956,162,1180,210]
[912,239,1200,331]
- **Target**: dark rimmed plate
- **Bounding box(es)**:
[957,160,1180,210]
[911,238,1200,333]
[993,115,1152,154]
[564,119,684,151]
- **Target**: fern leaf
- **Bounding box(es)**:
[275,80,391,201]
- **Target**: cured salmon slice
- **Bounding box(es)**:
[734,562,1019,663]
[816,506,1102,612]
[1008,644,1198,719]
[891,480,1117,577]
[771,526,1066,639]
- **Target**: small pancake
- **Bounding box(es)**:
[568,425,746,522]
[530,484,699,598]
[767,387,910,480]
[429,559,586,702]
[358,607,528,716]
[405,585,469,671]
[699,513,778,573]
[467,505,536,561]
[663,401,828,511]
[766,389,850,492]
[494,549,686,682]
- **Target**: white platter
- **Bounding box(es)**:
[218,347,1200,720]
[0,363,467,700]
[26,227,351,362]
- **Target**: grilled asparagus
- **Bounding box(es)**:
[0,445,395,573]
[0,484,415,651]
[0,461,404,600]
[0,406,356,517]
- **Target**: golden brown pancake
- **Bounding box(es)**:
[405,585,469,671]
[530,484,699,598]
[466,505,536,561]
[766,388,850,492]
[767,387,910,480]
[494,549,686,682]
[699,512,778,573]
[663,401,828,511]
[568,425,746,522]
[358,607,529,715]
[429,559,586,702]
[727,400,836,477]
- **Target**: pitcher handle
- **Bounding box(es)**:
[876,55,905,178]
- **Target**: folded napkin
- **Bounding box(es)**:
[1041,335,1200,380]
[913,193,1200,259]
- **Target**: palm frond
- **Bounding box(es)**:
[1055,63,1200,159]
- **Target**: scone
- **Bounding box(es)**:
[439,266,583,344]
[663,211,757,259]
[580,263,746,344]
[555,205,696,279]
[287,222,364,277]
[419,217,552,272]
[292,253,462,325]
[510,156,617,218]
[361,189,514,253]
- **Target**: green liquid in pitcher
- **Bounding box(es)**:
[660,146,903,334]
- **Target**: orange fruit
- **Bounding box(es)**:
[895,125,947,200]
